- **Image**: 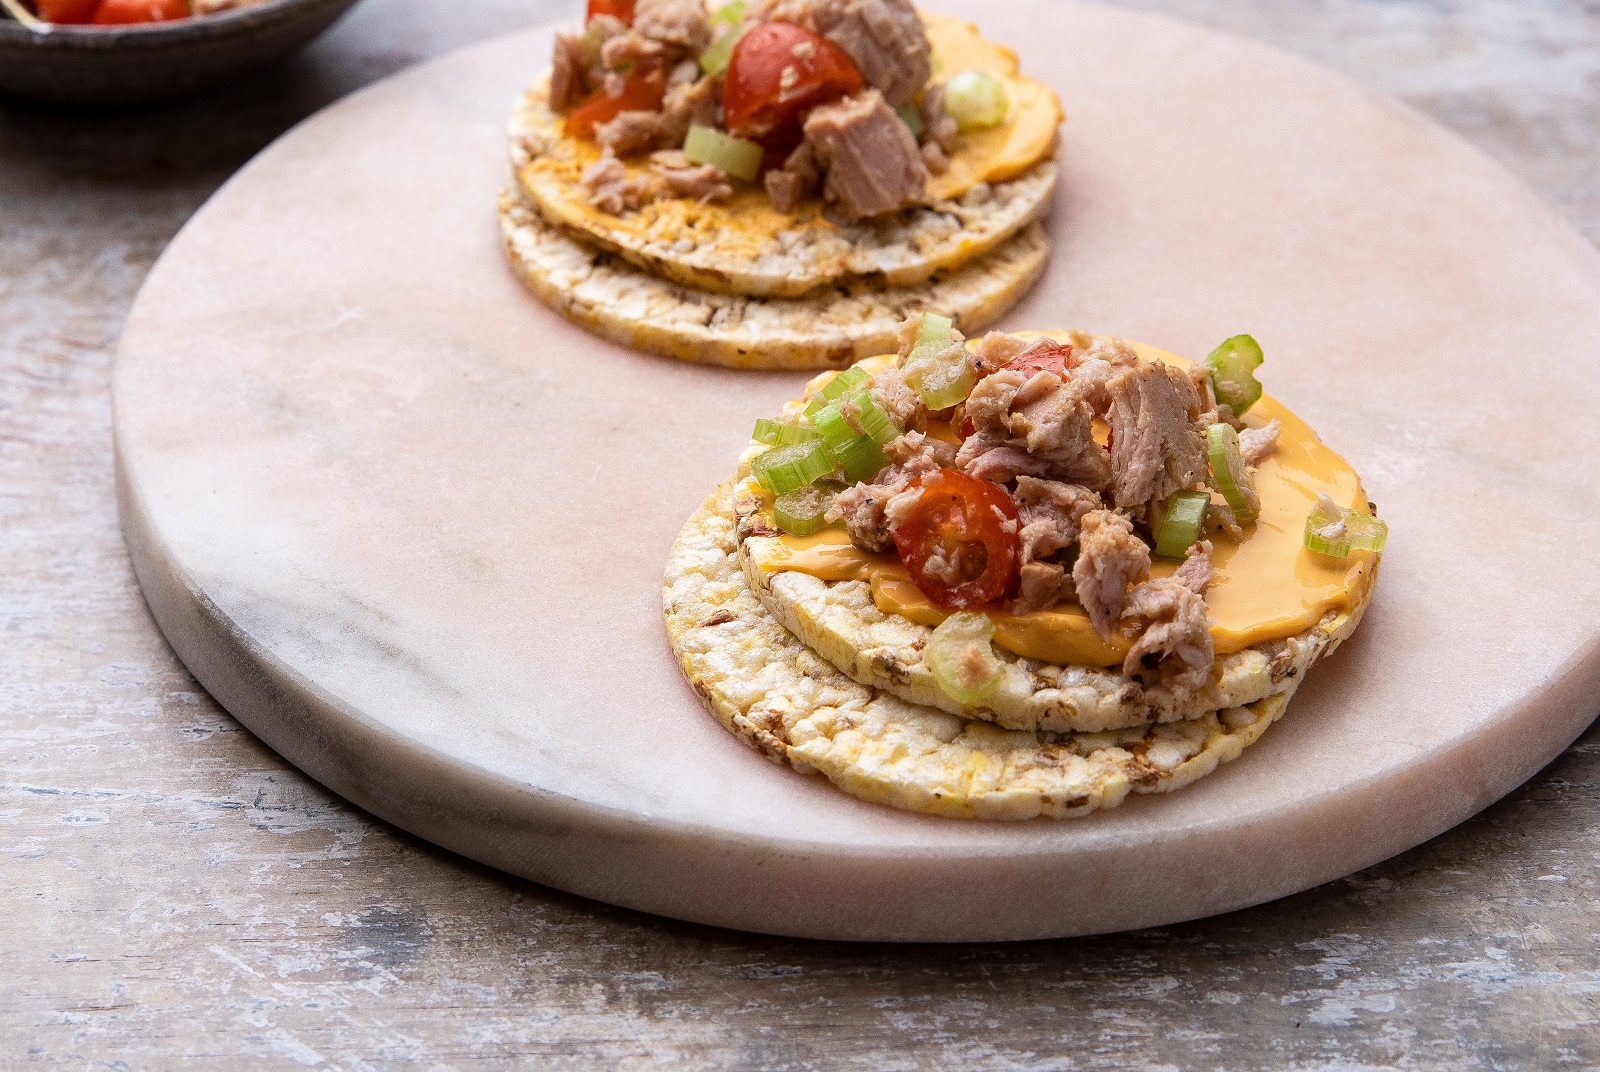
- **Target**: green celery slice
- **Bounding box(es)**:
[697,23,745,76]
[710,0,745,26]
[1153,490,1210,559]
[943,69,1009,131]
[752,417,822,446]
[831,435,891,483]
[682,123,763,181]
[1304,495,1388,557]
[901,311,975,410]
[810,402,890,482]
[1203,334,1265,415]
[843,387,901,446]
[803,366,871,419]
[774,485,836,536]
[907,312,954,363]
[752,439,834,495]
[1206,423,1258,522]
[904,351,976,410]
[926,611,1005,705]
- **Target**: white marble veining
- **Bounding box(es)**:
[111,2,1600,940]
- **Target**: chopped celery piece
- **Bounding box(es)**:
[710,0,745,26]
[1304,494,1388,557]
[1203,334,1265,415]
[833,435,891,483]
[752,417,821,446]
[751,439,834,495]
[803,366,870,418]
[682,123,763,181]
[843,387,901,445]
[774,484,836,536]
[908,311,954,363]
[904,350,976,410]
[809,402,890,482]
[927,611,1004,705]
[697,23,745,76]
[1154,490,1210,559]
[943,69,1008,131]
[1206,423,1258,522]
[895,101,925,138]
[901,311,975,409]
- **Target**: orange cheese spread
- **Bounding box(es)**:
[744,342,1379,667]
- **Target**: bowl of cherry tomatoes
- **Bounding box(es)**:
[0,0,363,107]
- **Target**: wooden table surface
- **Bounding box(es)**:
[3,0,1597,1066]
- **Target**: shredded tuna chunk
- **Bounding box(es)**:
[602,29,671,72]
[919,83,960,153]
[582,148,654,213]
[1071,509,1150,640]
[1239,419,1282,466]
[1063,331,1140,415]
[1012,477,1099,564]
[868,368,927,433]
[803,89,928,218]
[807,0,932,106]
[764,142,820,213]
[633,0,713,52]
[1012,561,1073,616]
[972,331,1031,375]
[1104,361,1207,511]
[883,430,955,475]
[550,32,589,112]
[1173,539,1215,594]
[920,141,949,175]
[649,150,733,201]
[824,432,950,552]
[1187,365,1241,430]
[1122,580,1213,696]
[958,369,1111,489]
[596,109,682,156]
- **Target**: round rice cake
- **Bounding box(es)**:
[728,353,1380,733]
[498,191,1049,370]
[665,484,1298,821]
[509,87,1057,300]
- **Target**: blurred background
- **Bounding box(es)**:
[3,1,1596,1067]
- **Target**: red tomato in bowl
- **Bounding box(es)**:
[92,0,189,23]
[723,22,864,143]
[586,0,634,24]
[891,469,1021,610]
[564,69,667,140]
[35,0,99,23]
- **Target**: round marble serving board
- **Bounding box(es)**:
[114,1,1600,942]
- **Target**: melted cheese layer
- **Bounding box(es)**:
[745,342,1379,667]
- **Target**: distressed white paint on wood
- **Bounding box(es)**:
[2,0,1598,1066]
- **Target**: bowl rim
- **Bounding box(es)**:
[0,0,343,40]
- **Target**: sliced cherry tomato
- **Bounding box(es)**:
[723,22,864,143]
[35,0,99,24]
[891,469,1021,611]
[586,0,634,25]
[564,69,667,140]
[92,0,189,23]
[1005,339,1073,379]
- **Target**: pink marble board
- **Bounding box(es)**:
[114,2,1600,941]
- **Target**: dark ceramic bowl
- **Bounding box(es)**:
[0,0,363,107]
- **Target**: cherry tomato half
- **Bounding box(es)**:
[891,469,1021,610]
[586,0,634,25]
[35,0,99,24]
[92,0,188,23]
[1005,339,1073,379]
[723,22,864,143]
[564,69,667,140]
